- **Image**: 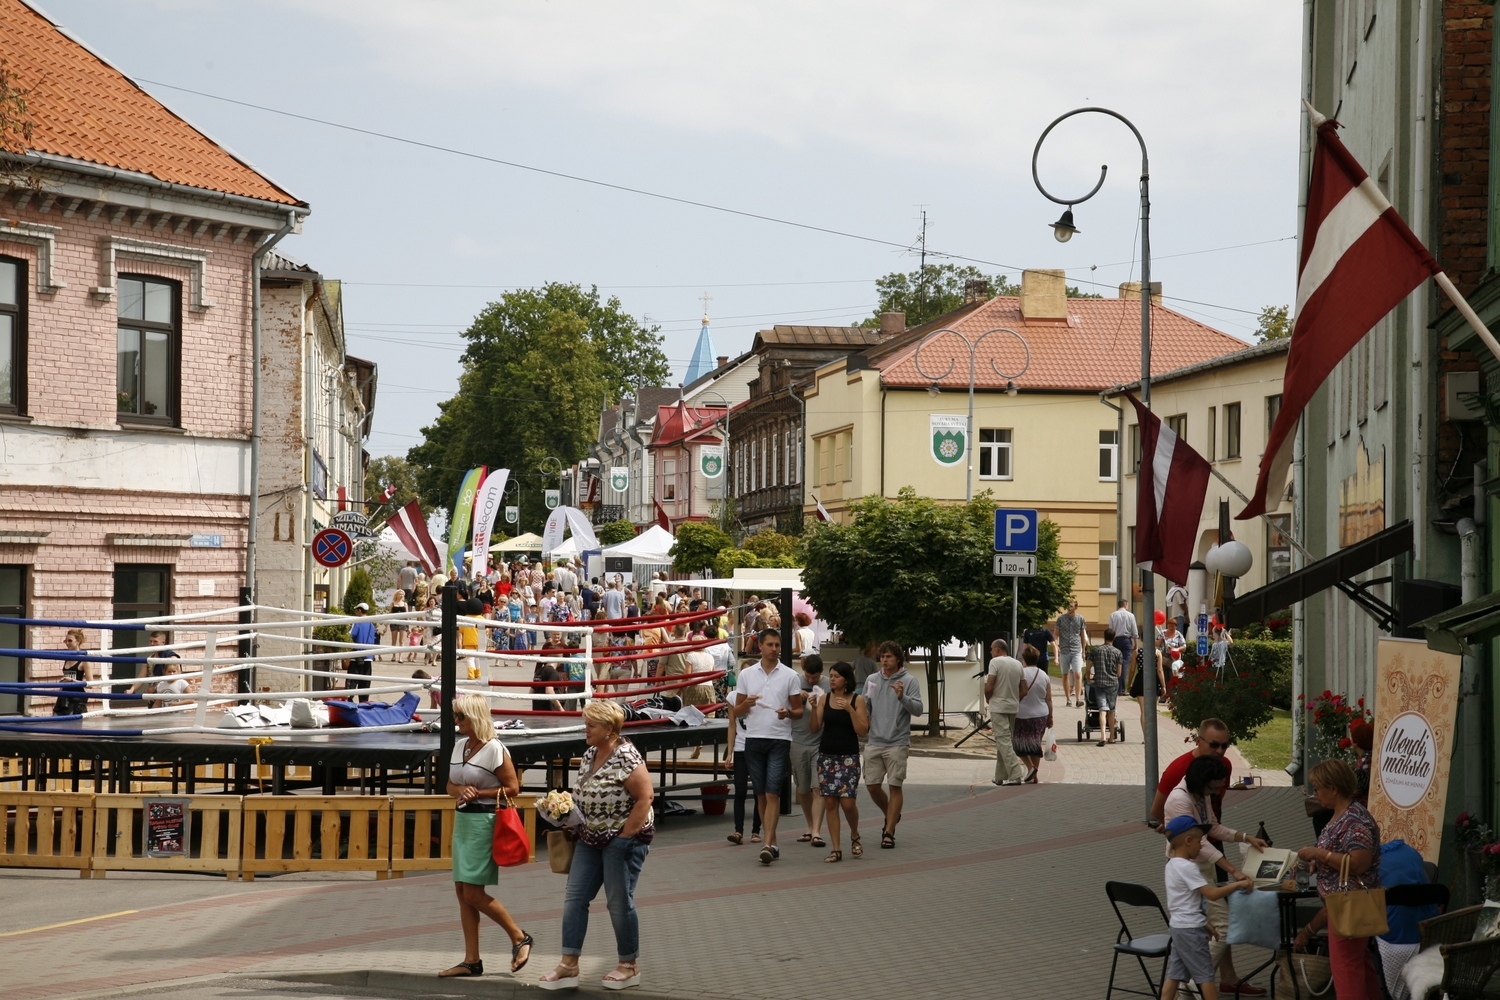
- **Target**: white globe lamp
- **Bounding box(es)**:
[1216,539,1253,579]
[1204,544,1222,577]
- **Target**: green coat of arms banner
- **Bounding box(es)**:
[700,445,725,479]
[930,414,967,467]
[609,466,630,493]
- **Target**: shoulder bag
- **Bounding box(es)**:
[491,791,531,867]
[1324,852,1387,937]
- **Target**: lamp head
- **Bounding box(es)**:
[1051,207,1079,243]
[1216,539,1253,578]
[927,381,941,398]
[1006,380,1018,397]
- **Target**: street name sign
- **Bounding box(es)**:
[993,553,1037,577]
[993,508,1039,553]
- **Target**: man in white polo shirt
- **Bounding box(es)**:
[731,628,804,865]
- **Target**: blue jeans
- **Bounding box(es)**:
[743,738,790,798]
[561,834,649,961]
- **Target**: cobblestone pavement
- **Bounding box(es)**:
[2,771,1315,1000]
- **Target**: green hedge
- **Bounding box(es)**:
[1180,638,1292,709]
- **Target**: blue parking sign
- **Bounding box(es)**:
[993,508,1038,553]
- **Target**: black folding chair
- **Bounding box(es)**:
[1106,881,1175,1000]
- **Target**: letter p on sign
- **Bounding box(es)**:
[993,508,1038,553]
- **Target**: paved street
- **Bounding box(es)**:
[2,695,1311,1000]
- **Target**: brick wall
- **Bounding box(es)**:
[1437,2,1495,298]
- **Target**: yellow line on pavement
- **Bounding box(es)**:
[0,910,138,936]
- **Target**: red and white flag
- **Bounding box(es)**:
[654,498,672,531]
[388,499,442,574]
[1240,107,1441,519]
[810,495,832,522]
[1127,393,1211,586]
[377,483,397,504]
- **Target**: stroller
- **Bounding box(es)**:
[1077,685,1126,743]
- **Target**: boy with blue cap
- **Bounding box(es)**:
[1161,814,1255,1000]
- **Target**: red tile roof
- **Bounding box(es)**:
[1,0,303,206]
[651,403,726,448]
[875,296,1250,391]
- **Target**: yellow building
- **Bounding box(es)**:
[1107,339,1291,635]
[802,270,1248,630]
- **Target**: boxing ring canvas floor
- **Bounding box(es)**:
[0,713,731,795]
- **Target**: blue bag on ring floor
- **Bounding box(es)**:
[326,691,420,727]
[1227,886,1282,950]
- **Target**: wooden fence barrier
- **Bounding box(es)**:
[0,791,94,875]
[90,794,243,878]
[240,795,391,879]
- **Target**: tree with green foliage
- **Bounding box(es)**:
[1256,304,1292,342]
[596,519,638,546]
[365,455,421,511]
[406,283,670,531]
[741,530,798,561]
[861,264,1101,328]
[801,488,1075,735]
[341,568,373,616]
[671,521,733,573]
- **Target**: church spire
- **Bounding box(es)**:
[683,291,717,385]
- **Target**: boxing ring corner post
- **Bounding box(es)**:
[439,584,457,796]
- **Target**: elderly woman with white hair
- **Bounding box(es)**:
[538,699,655,992]
[440,693,534,980]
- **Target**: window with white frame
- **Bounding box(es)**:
[978,428,1012,480]
[1098,429,1118,481]
[1098,541,1118,593]
[663,459,677,500]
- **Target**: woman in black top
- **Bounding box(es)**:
[808,661,869,862]
[53,628,89,717]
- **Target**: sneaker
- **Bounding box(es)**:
[759,845,774,865]
[1000,779,1022,786]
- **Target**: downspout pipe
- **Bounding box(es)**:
[244,211,298,605]
[1457,514,1485,820]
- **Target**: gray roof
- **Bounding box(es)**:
[1108,337,1287,394]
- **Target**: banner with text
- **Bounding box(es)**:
[1368,637,1461,863]
[930,414,966,467]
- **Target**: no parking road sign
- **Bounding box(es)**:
[993,508,1038,553]
[312,527,353,568]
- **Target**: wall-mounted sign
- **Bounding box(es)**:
[930,414,967,467]
[331,510,374,539]
[312,527,353,568]
[189,534,222,548]
[700,445,725,479]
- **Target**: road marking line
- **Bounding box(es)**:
[0,910,138,937]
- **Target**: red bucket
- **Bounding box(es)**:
[701,784,729,816]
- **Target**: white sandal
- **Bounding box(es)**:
[538,962,580,991]
[602,963,640,990]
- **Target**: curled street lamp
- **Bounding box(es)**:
[911,326,1031,502]
[1032,106,1159,816]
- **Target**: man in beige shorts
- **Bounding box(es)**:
[862,641,922,850]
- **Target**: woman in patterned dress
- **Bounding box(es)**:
[538,700,654,991]
[808,661,868,862]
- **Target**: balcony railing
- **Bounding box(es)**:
[738,484,801,518]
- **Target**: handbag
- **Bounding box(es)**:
[546,830,575,874]
[491,791,531,867]
[1324,853,1388,938]
[1273,950,1334,999]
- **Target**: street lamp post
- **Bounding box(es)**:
[911,327,1031,501]
[1032,106,1158,820]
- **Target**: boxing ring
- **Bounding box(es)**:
[0,586,769,802]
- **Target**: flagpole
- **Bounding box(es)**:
[1434,272,1500,366]
[1034,106,1159,821]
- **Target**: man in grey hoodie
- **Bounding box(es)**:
[863,640,922,849]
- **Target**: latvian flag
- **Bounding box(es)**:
[810,494,832,522]
[1127,393,1211,587]
[388,499,442,574]
[1240,105,1442,520]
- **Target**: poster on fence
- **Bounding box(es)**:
[143,798,191,857]
[1367,638,1461,863]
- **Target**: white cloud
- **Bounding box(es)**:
[300,1,1301,172]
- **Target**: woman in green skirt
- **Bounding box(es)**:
[439,693,534,978]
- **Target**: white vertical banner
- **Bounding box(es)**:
[930,414,967,467]
[468,468,509,578]
[610,466,630,493]
[542,506,568,555]
[700,444,725,479]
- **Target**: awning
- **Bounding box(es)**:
[1224,520,1413,630]
[1411,590,1500,655]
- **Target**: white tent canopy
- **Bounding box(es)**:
[490,532,543,553]
[601,525,675,563]
[664,567,804,591]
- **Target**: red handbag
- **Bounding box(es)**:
[491,791,530,867]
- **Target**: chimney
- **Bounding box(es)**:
[1019,269,1067,321]
[963,277,992,303]
[1118,281,1163,305]
[878,311,906,334]
[716,355,729,368]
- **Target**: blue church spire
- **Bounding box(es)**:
[683,292,717,385]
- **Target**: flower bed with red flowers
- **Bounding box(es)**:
[1300,689,1371,765]
[1167,661,1276,742]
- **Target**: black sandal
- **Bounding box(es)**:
[880,831,895,849]
[439,960,483,978]
[811,836,826,848]
[851,834,863,857]
[511,932,534,973]
[824,850,842,863]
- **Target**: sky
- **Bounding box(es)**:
[38,1,1304,458]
